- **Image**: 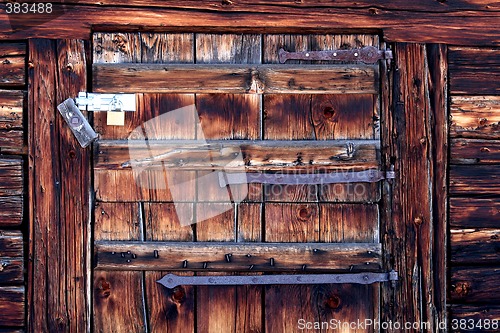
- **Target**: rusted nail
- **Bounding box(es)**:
[171,286,186,303]
[154,250,159,259]
[270,258,275,266]
[182,260,188,268]
[225,254,232,263]
[326,295,341,309]
[414,216,423,226]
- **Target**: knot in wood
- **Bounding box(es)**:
[171,286,186,303]
[325,295,341,309]
[297,207,312,220]
[453,282,471,297]
[414,216,423,226]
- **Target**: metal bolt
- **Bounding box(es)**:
[126,259,131,263]
[354,52,359,57]
[333,52,337,56]
[305,53,310,57]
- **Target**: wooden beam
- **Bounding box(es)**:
[450,96,500,139]
[451,138,500,164]
[450,165,500,195]
[450,228,500,264]
[93,63,378,94]
[0,286,25,327]
[0,3,499,45]
[450,267,500,304]
[95,139,380,171]
[28,39,91,333]
[450,198,500,228]
[95,241,382,272]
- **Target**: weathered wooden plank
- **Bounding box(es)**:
[0,196,23,227]
[449,47,500,95]
[0,55,24,88]
[0,159,22,196]
[450,228,500,264]
[450,267,500,304]
[143,203,195,333]
[96,241,381,271]
[196,34,261,64]
[0,286,25,326]
[1,4,499,45]
[450,96,500,139]
[451,138,500,164]
[0,259,23,284]
[93,63,378,94]
[449,305,500,326]
[0,230,22,259]
[450,165,500,195]
[0,328,24,333]
[93,202,146,333]
[0,90,24,130]
[0,43,25,57]
[450,198,500,228]
[0,130,24,154]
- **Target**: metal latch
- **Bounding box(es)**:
[76,92,136,126]
[158,271,398,289]
[218,169,396,187]
[279,46,393,64]
[57,98,98,148]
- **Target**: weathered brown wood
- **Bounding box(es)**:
[450,165,500,195]
[95,241,381,271]
[0,328,24,333]
[450,96,500,139]
[0,286,25,326]
[451,138,500,164]
[449,47,500,95]
[0,90,24,130]
[93,202,146,332]
[0,130,24,154]
[1,3,499,45]
[0,159,22,196]
[0,43,25,57]
[0,55,24,88]
[381,43,436,331]
[450,267,500,304]
[450,198,500,228]
[93,63,378,94]
[196,34,261,64]
[450,228,500,264]
[0,258,23,285]
[0,230,22,259]
[0,197,22,228]
[449,305,500,324]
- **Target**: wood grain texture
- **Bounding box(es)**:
[450,228,500,264]
[450,165,500,195]
[0,130,24,154]
[93,63,378,94]
[0,231,23,284]
[93,202,146,333]
[449,305,500,327]
[0,43,25,57]
[0,286,25,326]
[450,267,500,304]
[0,90,24,130]
[0,196,22,228]
[28,39,90,333]
[450,96,500,139]
[451,138,500,164]
[0,55,24,88]
[0,159,22,196]
[449,47,500,95]
[450,198,500,228]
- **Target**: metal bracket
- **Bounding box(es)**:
[75,92,136,112]
[57,98,98,148]
[158,271,398,289]
[279,46,393,64]
[218,169,396,187]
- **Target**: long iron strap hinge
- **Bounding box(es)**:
[158,270,399,289]
[279,46,393,64]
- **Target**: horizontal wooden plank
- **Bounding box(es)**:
[0,259,23,284]
[450,165,500,195]
[0,231,23,258]
[96,139,380,171]
[95,241,382,272]
[450,267,500,304]
[0,286,24,326]
[93,63,377,94]
[0,329,24,333]
[0,90,24,130]
[450,229,500,265]
[0,56,24,88]
[0,4,499,45]
[450,198,500,228]
[450,96,500,139]
[449,48,500,95]
[0,43,25,57]
[0,159,23,196]
[449,305,500,324]
[0,196,23,227]
[451,139,500,164]
[0,130,24,154]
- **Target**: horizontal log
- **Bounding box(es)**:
[0,4,499,45]
[0,159,23,196]
[0,56,25,88]
[0,286,24,326]
[0,43,25,57]
[0,90,24,130]
[450,267,500,304]
[450,198,500,228]
[96,140,380,171]
[450,229,500,264]
[0,259,23,284]
[449,305,500,323]
[449,48,500,95]
[0,196,23,227]
[0,130,24,154]
[450,96,500,139]
[450,165,500,195]
[93,63,377,94]
[0,231,23,258]
[451,139,500,164]
[95,241,382,272]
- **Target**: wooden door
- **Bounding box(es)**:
[91,32,385,333]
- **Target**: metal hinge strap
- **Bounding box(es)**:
[279,46,393,64]
[158,271,398,289]
[219,169,396,187]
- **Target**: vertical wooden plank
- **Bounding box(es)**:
[380,43,436,332]
[93,202,146,333]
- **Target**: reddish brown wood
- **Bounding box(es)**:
[450,228,500,264]
[451,138,500,164]
[450,267,500,304]
[0,231,23,284]
[0,90,24,130]
[449,304,500,327]
[450,96,500,139]
[0,286,25,326]
[0,196,22,227]
[450,198,500,228]
[450,165,500,195]
[0,52,25,88]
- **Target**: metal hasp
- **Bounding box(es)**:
[279,46,393,64]
[158,271,398,289]
[57,98,98,148]
[75,92,136,112]
[219,169,396,187]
